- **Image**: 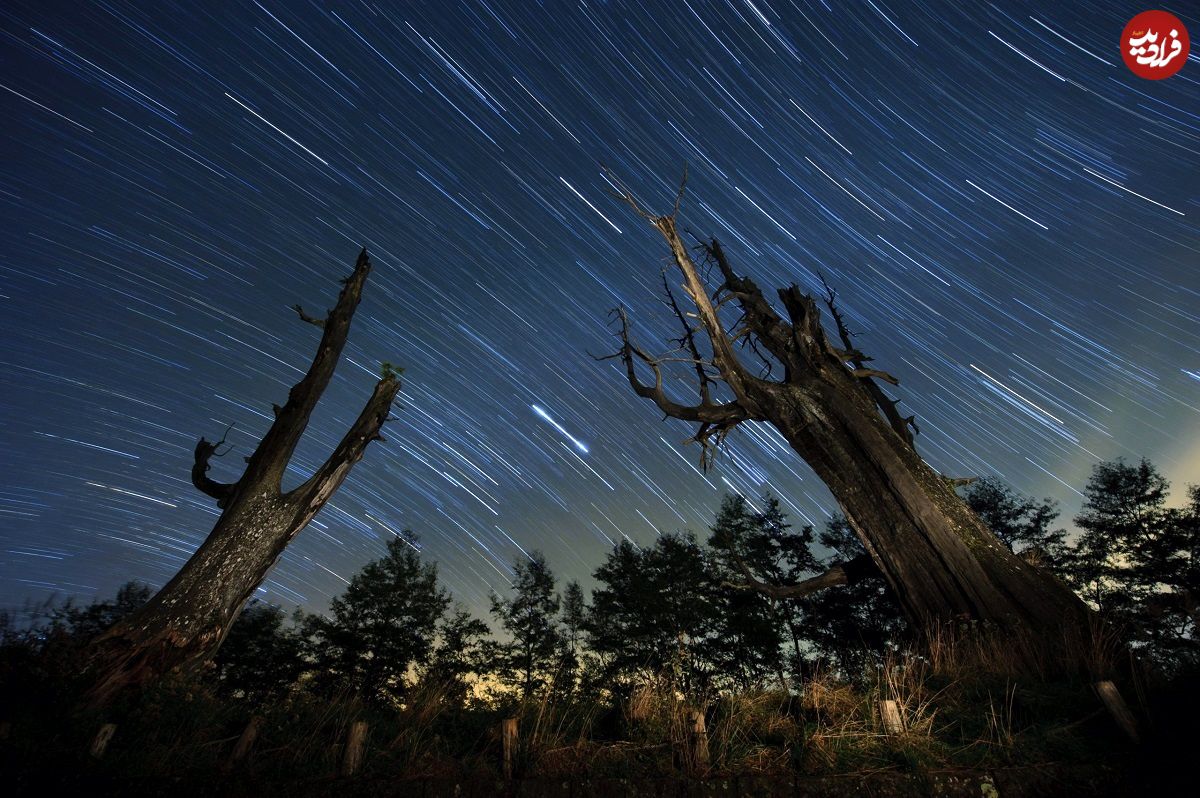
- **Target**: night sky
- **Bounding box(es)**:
[1,1,1198,621]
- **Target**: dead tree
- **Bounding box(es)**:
[83,249,401,707]
[603,175,1091,654]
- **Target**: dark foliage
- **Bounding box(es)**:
[489,552,565,702]
[1060,459,1198,671]
[584,533,720,693]
[962,477,1069,565]
[212,601,304,702]
[302,531,450,704]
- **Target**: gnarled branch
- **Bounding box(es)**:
[725,550,881,599]
[191,423,237,508]
[603,308,748,426]
[292,305,326,328]
[661,270,718,405]
[849,367,900,386]
[819,276,917,448]
[700,239,796,371]
[608,171,764,412]
[601,307,750,468]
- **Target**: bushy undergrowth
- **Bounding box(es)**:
[2,624,1182,794]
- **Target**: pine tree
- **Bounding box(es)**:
[555,580,588,693]
[423,607,491,705]
[213,601,303,702]
[1064,460,1199,669]
[490,552,563,702]
[708,495,808,688]
[586,534,718,693]
[306,532,450,704]
[803,517,905,678]
[962,478,1068,567]
[1067,458,1170,615]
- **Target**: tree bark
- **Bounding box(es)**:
[607,179,1091,657]
[82,249,400,707]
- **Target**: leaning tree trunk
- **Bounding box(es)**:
[83,249,400,707]
[607,177,1091,656]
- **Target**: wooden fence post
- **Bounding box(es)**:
[341,720,368,777]
[89,723,117,759]
[690,709,709,770]
[502,717,518,780]
[880,700,905,735]
[1094,680,1139,743]
[223,715,263,772]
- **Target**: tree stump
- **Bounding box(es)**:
[880,700,905,735]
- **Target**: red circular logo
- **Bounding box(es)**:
[1121,10,1189,79]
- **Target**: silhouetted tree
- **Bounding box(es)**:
[84,250,401,706]
[490,553,563,701]
[555,580,588,693]
[561,580,587,654]
[603,178,1090,662]
[1067,458,1170,614]
[47,581,152,643]
[1148,485,1200,664]
[708,495,804,688]
[423,607,491,705]
[213,601,303,702]
[1065,459,1198,669]
[707,495,907,679]
[963,477,1068,567]
[586,534,718,693]
[306,532,449,704]
[802,517,905,678]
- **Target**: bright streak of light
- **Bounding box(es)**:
[224,92,330,166]
[969,364,1064,424]
[966,180,1049,230]
[532,404,589,453]
[559,178,622,233]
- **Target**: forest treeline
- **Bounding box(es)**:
[4,456,1196,709]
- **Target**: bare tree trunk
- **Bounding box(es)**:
[83,249,400,707]
[605,176,1090,656]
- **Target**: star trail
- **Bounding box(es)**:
[1,1,1197,619]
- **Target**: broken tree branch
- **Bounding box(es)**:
[191,423,237,508]
[700,239,796,370]
[818,275,917,448]
[662,270,717,406]
[292,305,326,328]
[849,367,900,386]
[289,372,401,526]
[243,248,374,488]
[605,308,747,428]
[725,551,881,599]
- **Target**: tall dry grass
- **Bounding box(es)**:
[0,622,1145,787]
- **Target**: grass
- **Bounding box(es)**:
[0,625,1186,795]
